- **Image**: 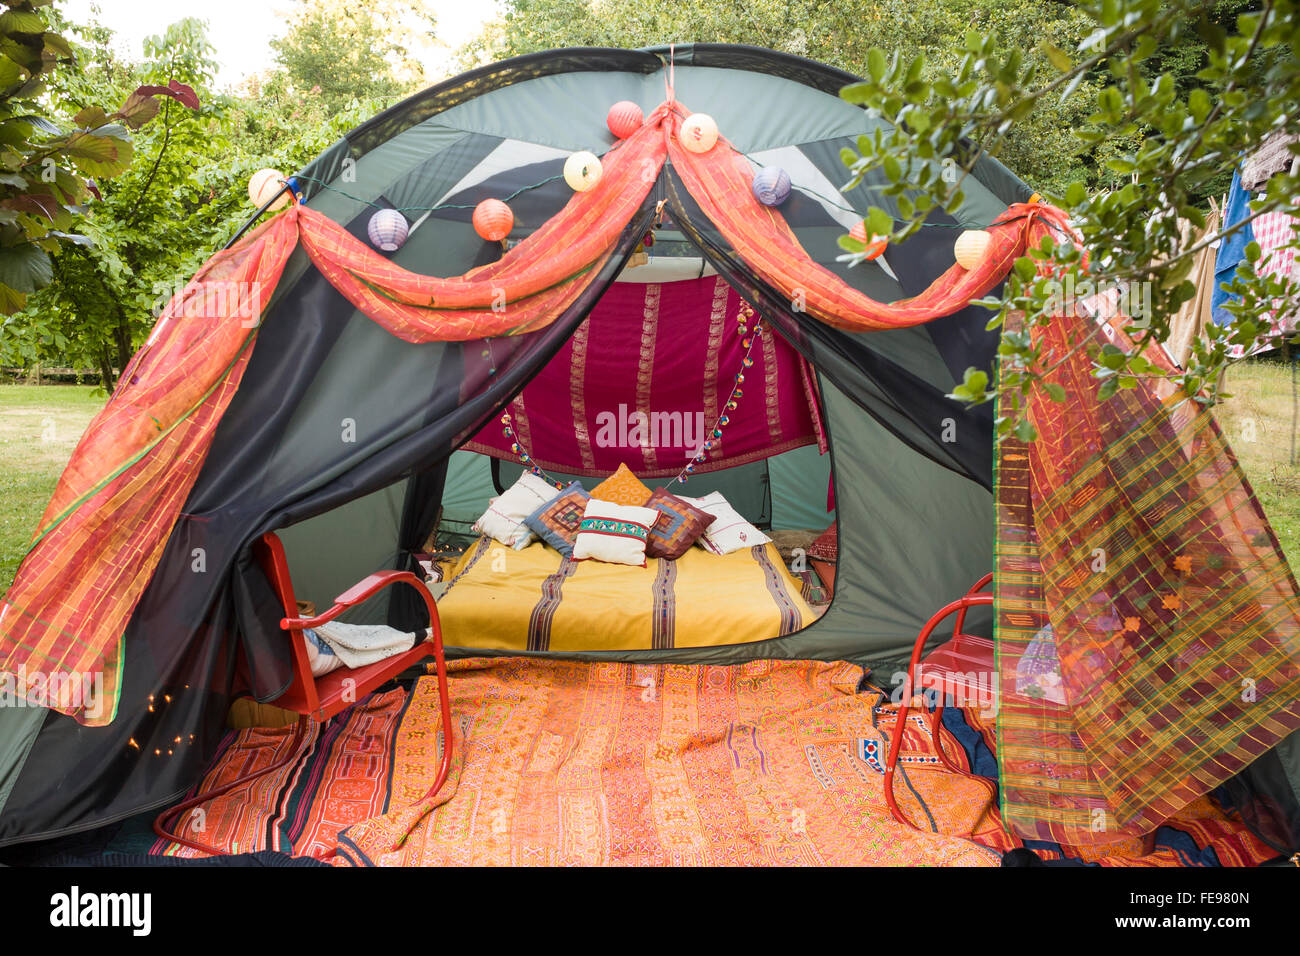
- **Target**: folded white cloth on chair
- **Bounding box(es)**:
[311,621,417,670]
[302,628,345,678]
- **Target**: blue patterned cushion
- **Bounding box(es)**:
[522,482,589,555]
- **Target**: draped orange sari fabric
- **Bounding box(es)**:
[0,213,298,723]
[296,114,669,340]
[666,128,1066,330]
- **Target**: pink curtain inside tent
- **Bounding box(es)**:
[463,275,826,479]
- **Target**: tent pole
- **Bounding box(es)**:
[223,184,292,250]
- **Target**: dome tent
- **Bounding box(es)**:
[0,45,1297,859]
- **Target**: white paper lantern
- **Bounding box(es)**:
[248,168,290,210]
[563,151,603,192]
[679,113,719,153]
[953,229,992,269]
[367,208,409,252]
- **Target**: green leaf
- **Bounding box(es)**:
[0,241,52,294]
[1099,343,1127,369]
[1042,43,1073,73]
[0,53,24,89]
[0,10,48,34]
[866,206,892,238]
[839,82,874,105]
[1044,382,1066,402]
[1014,418,1038,442]
[58,128,134,178]
[74,106,109,129]
[868,48,887,82]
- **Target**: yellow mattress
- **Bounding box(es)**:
[436,536,814,652]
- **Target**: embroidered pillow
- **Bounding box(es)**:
[808,520,839,563]
[571,498,659,567]
[678,490,772,556]
[471,471,560,549]
[589,462,651,507]
[522,482,590,556]
[644,487,714,559]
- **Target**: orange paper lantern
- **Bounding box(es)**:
[607,100,643,139]
[473,199,513,242]
[849,221,888,260]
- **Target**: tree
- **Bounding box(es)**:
[0,0,196,315]
[1,8,400,390]
[466,0,1111,198]
[270,0,435,112]
[837,0,1299,435]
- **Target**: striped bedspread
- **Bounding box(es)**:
[436,537,813,652]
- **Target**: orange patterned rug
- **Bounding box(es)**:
[331,657,1006,866]
[151,657,1278,866]
[154,688,408,858]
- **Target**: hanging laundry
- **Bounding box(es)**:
[1211,168,1255,327]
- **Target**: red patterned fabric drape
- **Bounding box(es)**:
[994,259,1300,844]
[295,114,668,340]
[462,276,821,478]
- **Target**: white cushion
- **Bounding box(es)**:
[472,472,560,549]
[571,498,659,566]
[678,490,771,555]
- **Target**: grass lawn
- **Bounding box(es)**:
[0,360,1297,599]
[0,384,106,597]
[1213,358,1300,570]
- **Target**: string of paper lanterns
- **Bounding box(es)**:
[472,198,514,242]
[607,101,643,139]
[257,100,1015,275]
[751,166,791,206]
[563,150,603,192]
[679,113,719,153]
[367,208,409,251]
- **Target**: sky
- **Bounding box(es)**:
[60,0,500,89]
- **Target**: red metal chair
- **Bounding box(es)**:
[154,531,455,855]
[882,573,997,833]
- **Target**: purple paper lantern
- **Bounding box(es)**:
[367,208,409,252]
[751,166,791,206]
